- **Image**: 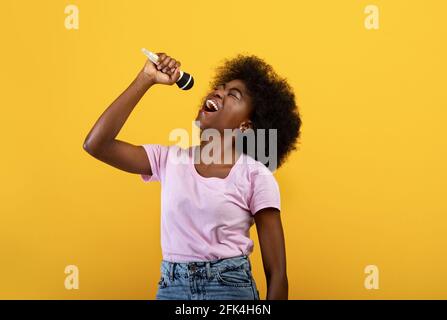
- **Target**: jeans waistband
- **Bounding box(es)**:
[160,254,251,281]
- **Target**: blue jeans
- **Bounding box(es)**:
[156,254,260,300]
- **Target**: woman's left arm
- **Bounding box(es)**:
[254,207,288,300]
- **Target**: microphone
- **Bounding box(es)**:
[141,48,194,90]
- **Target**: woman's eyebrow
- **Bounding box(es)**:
[222,83,244,97]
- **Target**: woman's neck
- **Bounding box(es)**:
[197,136,240,166]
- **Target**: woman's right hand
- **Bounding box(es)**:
[139,52,182,86]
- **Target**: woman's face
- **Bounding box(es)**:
[195,79,253,132]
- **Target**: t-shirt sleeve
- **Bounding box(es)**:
[249,166,281,215]
[140,144,169,183]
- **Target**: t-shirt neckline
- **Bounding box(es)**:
[189,145,243,182]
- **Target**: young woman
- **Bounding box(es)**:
[83,52,301,300]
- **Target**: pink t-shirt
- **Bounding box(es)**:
[140,144,281,262]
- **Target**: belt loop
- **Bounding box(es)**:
[206,262,211,280]
[169,263,175,281]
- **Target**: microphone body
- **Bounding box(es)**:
[141,48,194,90]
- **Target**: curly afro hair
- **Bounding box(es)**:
[209,54,302,170]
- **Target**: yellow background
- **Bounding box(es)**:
[1,0,446,299]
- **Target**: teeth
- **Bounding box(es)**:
[206,100,219,111]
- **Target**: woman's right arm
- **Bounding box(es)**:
[82,53,181,176]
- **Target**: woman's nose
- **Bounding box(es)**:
[213,88,225,100]
[214,88,222,96]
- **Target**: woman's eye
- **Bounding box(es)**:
[230,93,239,99]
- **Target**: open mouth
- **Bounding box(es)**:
[202,99,221,113]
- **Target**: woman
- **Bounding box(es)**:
[83,51,301,300]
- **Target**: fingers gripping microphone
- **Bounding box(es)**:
[141,48,194,90]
